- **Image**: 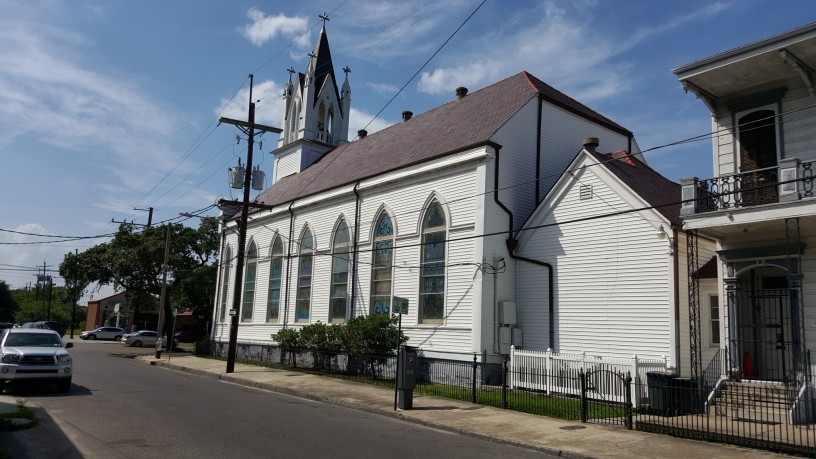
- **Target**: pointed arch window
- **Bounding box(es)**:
[241,241,258,322]
[296,228,314,323]
[329,221,350,323]
[419,200,446,324]
[370,212,394,315]
[267,237,284,323]
[219,246,232,322]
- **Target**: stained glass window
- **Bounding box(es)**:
[370,212,393,315]
[267,237,283,322]
[330,221,350,323]
[242,241,258,322]
[419,201,445,323]
[296,229,314,323]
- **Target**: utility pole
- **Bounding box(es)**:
[220,74,281,373]
[135,207,153,227]
[155,225,171,358]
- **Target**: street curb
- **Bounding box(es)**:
[148,359,596,459]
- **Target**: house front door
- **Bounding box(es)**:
[734,269,794,383]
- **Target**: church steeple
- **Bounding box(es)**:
[274,13,351,183]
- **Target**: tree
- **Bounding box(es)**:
[0,280,18,322]
[59,217,219,343]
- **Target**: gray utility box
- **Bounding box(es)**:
[398,346,418,409]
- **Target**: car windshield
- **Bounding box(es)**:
[4,333,63,347]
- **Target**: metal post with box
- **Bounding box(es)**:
[397,345,417,409]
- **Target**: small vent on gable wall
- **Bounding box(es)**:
[579,185,593,200]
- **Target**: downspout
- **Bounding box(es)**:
[493,144,556,350]
[535,95,543,205]
[283,202,295,329]
[213,216,227,341]
[492,145,513,236]
[507,245,555,351]
[351,182,361,318]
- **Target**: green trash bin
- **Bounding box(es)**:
[647,371,678,414]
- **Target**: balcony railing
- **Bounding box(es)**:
[681,158,814,216]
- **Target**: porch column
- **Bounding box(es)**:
[724,269,740,379]
[788,272,805,380]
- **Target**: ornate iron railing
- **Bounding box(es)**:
[681,159,814,216]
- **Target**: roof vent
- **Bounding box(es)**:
[402,110,413,121]
[456,87,468,99]
[582,137,599,153]
[357,129,368,139]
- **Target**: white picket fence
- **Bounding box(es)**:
[509,346,670,406]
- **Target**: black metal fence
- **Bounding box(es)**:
[195,341,815,457]
[635,377,816,457]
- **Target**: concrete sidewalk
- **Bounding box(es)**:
[143,354,787,459]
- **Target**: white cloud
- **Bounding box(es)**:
[365,81,400,95]
[242,8,309,46]
[350,107,394,138]
[215,79,285,129]
[415,1,732,104]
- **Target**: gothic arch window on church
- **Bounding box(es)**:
[267,236,284,323]
[242,241,258,323]
[292,100,301,137]
[370,212,394,316]
[296,228,314,323]
[318,100,326,132]
[219,245,232,322]
[326,108,334,141]
[419,200,446,324]
[330,220,350,323]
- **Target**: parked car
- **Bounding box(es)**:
[0,328,73,393]
[174,330,204,343]
[79,327,125,341]
[20,321,67,337]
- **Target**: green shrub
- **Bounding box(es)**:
[272,314,408,357]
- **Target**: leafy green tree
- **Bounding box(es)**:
[59,217,219,344]
[0,280,18,322]
[10,285,71,325]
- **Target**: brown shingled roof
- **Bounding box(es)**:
[255,71,631,208]
[591,150,681,225]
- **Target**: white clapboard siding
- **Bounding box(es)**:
[491,99,633,232]
[518,153,673,360]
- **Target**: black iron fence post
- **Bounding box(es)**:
[502,357,508,409]
[472,354,477,404]
[579,368,587,423]
[624,371,633,430]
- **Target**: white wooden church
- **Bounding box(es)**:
[211,23,692,368]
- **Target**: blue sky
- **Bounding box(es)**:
[0,0,813,299]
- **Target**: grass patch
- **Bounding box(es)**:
[0,403,38,432]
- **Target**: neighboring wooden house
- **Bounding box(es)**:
[515,143,717,372]
[677,23,816,387]
[212,23,636,363]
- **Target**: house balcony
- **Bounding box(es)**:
[681,158,814,217]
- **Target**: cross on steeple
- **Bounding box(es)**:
[343,66,351,75]
[287,66,295,76]
[319,12,329,29]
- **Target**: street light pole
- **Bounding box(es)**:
[220,75,281,373]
